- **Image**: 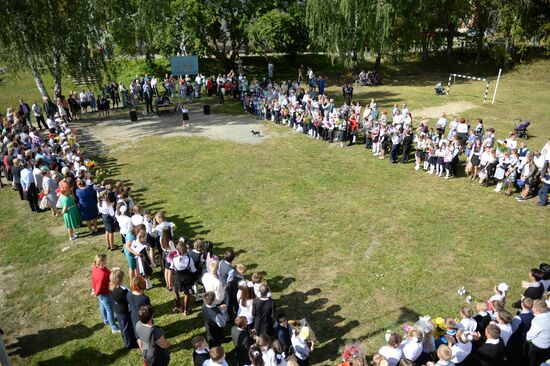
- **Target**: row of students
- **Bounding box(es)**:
[368,264,550,366]
[233,75,550,203]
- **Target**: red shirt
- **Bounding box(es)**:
[91,266,111,296]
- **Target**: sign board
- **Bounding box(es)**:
[170,56,199,76]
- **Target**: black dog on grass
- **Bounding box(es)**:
[251,130,261,136]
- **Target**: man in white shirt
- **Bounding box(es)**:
[202,260,224,305]
[195,74,203,97]
[526,300,550,366]
[32,101,47,129]
[46,116,56,130]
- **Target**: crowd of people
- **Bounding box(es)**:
[1,66,549,366]
[215,73,550,206]
[0,98,319,365]
[346,264,550,366]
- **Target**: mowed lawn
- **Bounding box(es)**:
[0,59,549,366]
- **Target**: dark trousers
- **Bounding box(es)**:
[529,343,550,366]
[402,145,411,163]
[14,182,24,200]
[145,99,153,113]
[225,288,238,320]
[116,311,138,349]
[297,357,309,366]
[35,115,47,129]
[218,93,224,105]
[390,144,400,162]
[451,155,459,176]
[539,182,549,205]
[26,183,39,211]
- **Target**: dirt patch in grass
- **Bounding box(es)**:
[75,104,278,152]
[0,264,16,307]
[413,101,478,119]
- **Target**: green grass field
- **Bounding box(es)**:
[0,57,548,365]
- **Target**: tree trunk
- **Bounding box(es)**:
[475,26,485,64]
[422,37,430,61]
[53,53,62,98]
[446,23,454,59]
[145,50,154,66]
[29,62,50,101]
[22,30,50,100]
[503,36,511,71]
[374,52,382,72]
[351,49,359,74]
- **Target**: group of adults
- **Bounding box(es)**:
[1,91,319,366]
[1,66,549,366]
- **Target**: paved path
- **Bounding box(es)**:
[74,104,270,154]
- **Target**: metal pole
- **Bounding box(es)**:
[492,68,502,105]
[446,74,452,95]
[483,80,490,104]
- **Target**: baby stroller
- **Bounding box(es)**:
[514,119,530,139]
[435,83,445,95]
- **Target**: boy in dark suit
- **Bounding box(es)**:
[472,324,505,366]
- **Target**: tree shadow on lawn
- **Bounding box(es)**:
[169,214,211,239]
[276,287,361,365]
[36,346,129,366]
[75,126,125,177]
[7,322,103,358]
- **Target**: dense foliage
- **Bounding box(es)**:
[0,0,547,97]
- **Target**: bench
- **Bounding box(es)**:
[156,103,177,115]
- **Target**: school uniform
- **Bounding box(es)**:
[472,338,505,366]
[193,349,210,366]
[506,310,534,365]
[402,133,413,163]
[202,303,228,347]
[231,326,254,366]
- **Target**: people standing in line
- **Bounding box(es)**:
[202,291,228,348]
[58,179,81,241]
[526,300,550,366]
[91,254,120,334]
[75,179,99,234]
[127,274,151,335]
[135,304,171,366]
[172,240,197,315]
[110,268,137,350]
[20,160,39,212]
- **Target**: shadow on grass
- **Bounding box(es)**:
[7,322,103,358]
[36,346,129,366]
[276,287,360,365]
[169,215,211,239]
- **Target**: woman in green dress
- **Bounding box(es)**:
[59,180,81,241]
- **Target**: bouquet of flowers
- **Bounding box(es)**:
[339,342,365,366]
[457,286,479,304]
[85,159,97,170]
[402,323,414,333]
[432,317,447,338]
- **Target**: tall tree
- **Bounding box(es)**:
[173,0,266,69]
[247,8,308,60]
[306,0,371,70]
[0,0,108,99]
